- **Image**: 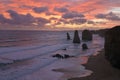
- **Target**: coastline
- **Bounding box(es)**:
[69,50,120,80]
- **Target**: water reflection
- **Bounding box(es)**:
[52,56,92,80]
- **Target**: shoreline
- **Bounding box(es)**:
[69,50,120,80]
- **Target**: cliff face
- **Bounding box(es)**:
[104,26,120,69]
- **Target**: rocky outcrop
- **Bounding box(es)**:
[67,32,71,40]
[52,54,64,59]
[82,43,88,50]
[82,30,92,41]
[73,30,80,43]
[104,25,120,69]
[52,54,74,59]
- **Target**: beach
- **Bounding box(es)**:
[69,50,120,80]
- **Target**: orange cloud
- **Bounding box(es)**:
[0,0,120,30]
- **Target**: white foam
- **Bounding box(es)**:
[0,44,69,61]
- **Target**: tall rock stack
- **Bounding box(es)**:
[73,30,80,43]
[104,26,120,69]
[82,30,92,41]
[67,32,71,40]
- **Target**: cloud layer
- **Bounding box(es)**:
[96,12,120,21]
[0,0,120,29]
[0,10,50,26]
[33,6,48,13]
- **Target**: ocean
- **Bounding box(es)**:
[0,30,104,80]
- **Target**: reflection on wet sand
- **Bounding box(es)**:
[52,56,92,80]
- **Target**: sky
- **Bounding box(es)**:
[0,0,120,30]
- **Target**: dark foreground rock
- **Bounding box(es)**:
[82,30,92,41]
[104,25,120,69]
[73,30,80,43]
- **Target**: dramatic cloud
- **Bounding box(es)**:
[0,14,11,24]
[0,0,120,30]
[96,12,120,21]
[36,17,50,26]
[87,20,95,24]
[0,10,50,26]
[7,10,35,25]
[58,18,70,24]
[0,0,13,4]
[33,6,48,13]
[19,5,33,9]
[62,12,85,19]
[45,12,57,16]
[54,7,69,13]
[49,17,58,20]
[70,18,87,24]
[95,14,106,19]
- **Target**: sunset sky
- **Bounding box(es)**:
[0,0,120,30]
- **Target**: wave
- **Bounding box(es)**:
[0,58,59,80]
[0,44,50,55]
[0,44,70,63]
[0,39,35,43]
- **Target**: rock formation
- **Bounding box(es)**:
[82,30,92,41]
[67,32,71,40]
[52,54,74,59]
[64,54,70,58]
[52,54,64,59]
[73,30,80,43]
[104,25,120,69]
[82,43,88,50]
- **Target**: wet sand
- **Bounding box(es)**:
[69,50,120,80]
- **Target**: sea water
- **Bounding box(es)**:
[0,30,104,80]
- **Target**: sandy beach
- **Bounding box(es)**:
[69,50,120,80]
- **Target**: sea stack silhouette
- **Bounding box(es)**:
[73,30,80,43]
[104,25,120,69]
[67,32,71,40]
[82,30,92,41]
[82,43,88,50]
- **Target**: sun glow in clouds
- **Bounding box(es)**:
[0,0,120,30]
